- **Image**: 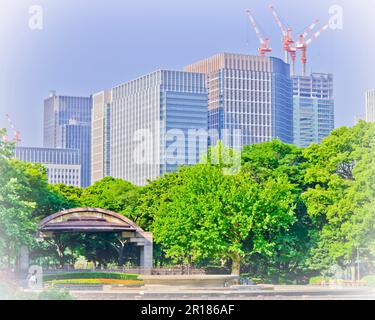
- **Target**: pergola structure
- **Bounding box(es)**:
[20,208,153,274]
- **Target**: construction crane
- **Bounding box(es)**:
[296,21,330,76]
[288,19,319,76]
[300,19,320,42]
[269,5,294,65]
[245,9,272,57]
[288,47,297,76]
[4,114,21,144]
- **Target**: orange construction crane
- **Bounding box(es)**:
[288,46,297,76]
[289,19,319,76]
[269,5,294,65]
[245,9,272,57]
[4,114,21,144]
[296,21,330,76]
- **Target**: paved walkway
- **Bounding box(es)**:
[70,285,375,300]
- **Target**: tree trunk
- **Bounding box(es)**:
[57,253,65,268]
[118,244,125,266]
[55,244,66,268]
[231,253,241,276]
[49,237,67,268]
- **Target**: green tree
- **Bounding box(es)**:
[49,184,83,209]
[126,172,182,230]
[152,160,297,275]
[303,121,375,272]
[0,130,39,268]
[80,177,136,212]
[241,140,315,282]
[0,178,37,268]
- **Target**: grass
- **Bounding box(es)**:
[47,278,144,286]
[361,275,375,286]
[309,276,331,285]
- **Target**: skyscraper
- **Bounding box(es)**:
[184,53,293,147]
[91,90,112,183]
[292,73,334,148]
[44,91,92,187]
[14,147,81,187]
[366,90,375,123]
[110,70,208,186]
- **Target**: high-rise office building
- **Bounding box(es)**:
[184,53,293,147]
[44,91,92,187]
[292,73,334,148]
[14,147,81,187]
[110,70,208,186]
[366,90,375,123]
[91,90,112,183]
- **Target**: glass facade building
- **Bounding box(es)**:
[184,53,293,147]
[91,90,112,183]
[366,90,375,123]
[14,147,81,187]
[43,92,92,187]
[110,70,208,186]
[292,73,334,148]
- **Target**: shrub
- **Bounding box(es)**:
[361,275,375,286]
[43,272,138,282]
[309,276,331,285]
[37,288,75,300]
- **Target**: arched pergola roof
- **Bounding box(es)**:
[38,207,144,234]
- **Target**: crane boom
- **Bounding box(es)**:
[305,22,330,46]
[267,5,331,76]
[296,20,330,76]
[268,5,294,64]
[246,10,264,45]
[245,10,272,57]
[301,19,320,39]
[269,5,287,35]
[5,114,21,143]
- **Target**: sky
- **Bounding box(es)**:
[0,0,374,147]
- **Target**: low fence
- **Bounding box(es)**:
[151,267,205,275]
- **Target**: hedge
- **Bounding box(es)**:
[47,279,144,286]
[43,272,138,282]
[309,276,332,285]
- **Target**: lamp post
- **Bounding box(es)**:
[357,248,360,282]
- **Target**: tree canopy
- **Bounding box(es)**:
[1,122,374,282]
[302,121,375,272]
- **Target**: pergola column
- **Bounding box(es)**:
[139,232,153,275]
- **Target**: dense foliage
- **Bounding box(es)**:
[0,122,374,283]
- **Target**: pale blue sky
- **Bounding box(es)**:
[0,0,374,146]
